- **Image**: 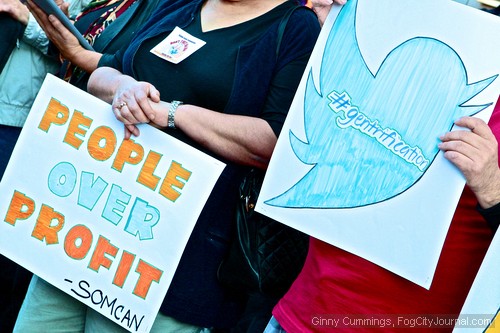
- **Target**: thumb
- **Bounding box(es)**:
[149,85,161,103]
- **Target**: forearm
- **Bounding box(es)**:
[122,100,277,168]
[88,67,131,103]
[65,48,102,73]
[162,102,277,168]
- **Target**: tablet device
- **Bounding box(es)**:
[31,0,94,51]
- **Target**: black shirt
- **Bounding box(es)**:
[133,1,309,140]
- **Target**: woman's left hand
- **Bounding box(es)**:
[111,75,161,138]
[439,116,500,208]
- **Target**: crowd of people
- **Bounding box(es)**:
[0,0,499,332]
[0,0,88,329]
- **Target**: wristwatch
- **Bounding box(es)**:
[168,100,183,129]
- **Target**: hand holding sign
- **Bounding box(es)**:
[0,75,225,332]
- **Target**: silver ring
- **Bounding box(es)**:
[117,102,127,109]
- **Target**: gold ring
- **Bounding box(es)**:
[117,102,127,109]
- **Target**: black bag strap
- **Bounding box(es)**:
[276,5,304,58]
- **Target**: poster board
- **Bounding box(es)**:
[453,232,500,332]
[0,75,225,332]
[256,0,500,288]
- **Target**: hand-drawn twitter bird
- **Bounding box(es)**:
[266,0,497,209]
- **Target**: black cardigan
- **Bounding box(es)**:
[0,14,24,74]
[102,0,321,328]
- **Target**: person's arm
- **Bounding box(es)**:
[0,0,29,25]
[26,0,101,72]
[0,0,55,54]
[439,116,500,208]
[164,102,277,168]
[311,0,346,26]
[439,116,500,231]
[87,67,278,169]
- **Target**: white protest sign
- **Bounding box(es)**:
[0,74,225,332]
[256,0,500,288]
[453,231,500,332]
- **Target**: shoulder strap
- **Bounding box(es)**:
[276,5,302,58]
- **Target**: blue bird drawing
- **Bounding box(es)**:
[265,0,497,208]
